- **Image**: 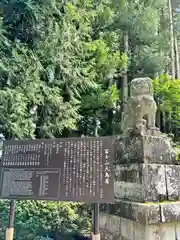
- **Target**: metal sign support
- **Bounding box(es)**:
[6,199,15,240]
[91,120,101,240]
[92,203,100,240]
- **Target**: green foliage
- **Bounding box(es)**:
[111,0,170,78]
[0,0,126,138]
[81,84,119,113]
[153,74,180,111]
[0,200,90,240]
[0,0,174,137]
[153,74,180,138]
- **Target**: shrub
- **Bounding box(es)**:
[0,200,91,240]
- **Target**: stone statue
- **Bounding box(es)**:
[122,77,157,136]
[116,77,176,164]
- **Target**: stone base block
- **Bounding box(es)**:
[101,200,180,224]
[115,164,180,202]
[100,213,179,240]
[115,134,176,164]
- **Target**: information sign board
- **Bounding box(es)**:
[0,137,114,203]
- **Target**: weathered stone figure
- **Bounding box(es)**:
[122,77,157,135]
[118,77,176,164]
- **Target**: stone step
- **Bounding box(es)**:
[100,201,180,240]
[101,200,180,224]
[100,213,179,240]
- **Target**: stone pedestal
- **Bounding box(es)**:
[115,163,180,202]
[100,201,180,240]
[99,134,180,240]
[100,210,180,240]
[115,133,176,165]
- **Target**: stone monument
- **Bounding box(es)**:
[99,77,180,240]
[122,77,157,135]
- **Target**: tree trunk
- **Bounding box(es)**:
[167,0,175,134]
[121,31,129,131]
[174,33,179,136]
[174,33,180,78]
[168,0,176,78]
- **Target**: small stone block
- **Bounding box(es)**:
[142,164,166,202]
[145,224,161,240]
[159,222,176,240]
[100,230,114,240]
[175,223,180,240]
[120,218,133,240]
[115,164,143,201]
[99,213,121,234]
[100,200,161,225]
[115,163,167,202]
[99,213,121,240]
[165,165,179,201]
[160,202,180,222]
[142,135,175,164]
[133,222,145,240]
[91,233,101,240]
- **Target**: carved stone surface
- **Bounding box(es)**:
[161,202,180,222]
[115,135,176,164]
[100,200,160,224]
[100,213,121,240]
[100,200,180,224]
[143,164,167,202]
[165,165,180,200]
[100,210,180,240]
[122,77,157,136]
[114,164,143,201]
[114,164,180,202]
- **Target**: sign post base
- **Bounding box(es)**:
[91,233,100,240]
[6,228,14,240]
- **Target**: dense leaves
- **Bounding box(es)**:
[1,0,179,138]
[0,200,90,239]
[0,0,127,138]
[153,74,180,137]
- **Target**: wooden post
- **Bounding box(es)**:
[91,203,100,240]
[91,120,100,240]
[121,31,129,132]
[6,200,15,240]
